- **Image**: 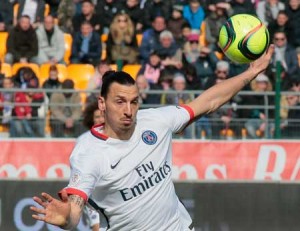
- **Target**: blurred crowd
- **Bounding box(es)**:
[0,0,299,140]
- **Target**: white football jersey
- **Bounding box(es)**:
[65,105,195,230]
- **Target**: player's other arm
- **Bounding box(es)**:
[187,45,274,119]
[30,189,85,230]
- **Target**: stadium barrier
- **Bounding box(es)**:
[1,89,300,139]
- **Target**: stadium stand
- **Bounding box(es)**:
[66,64,95,90]
[0,32,8,62]
[122,64,141,79]
[12,62,40,78]
[1,63,12,77]
[63,33,72,65]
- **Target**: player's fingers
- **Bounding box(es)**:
[266,44,275,56]
[41,192,53,203]
[32,214,46,221]
[30,206,46,215]
[32,196,45,206]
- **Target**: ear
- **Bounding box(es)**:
[98,96,105,112]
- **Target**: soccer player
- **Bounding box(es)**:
[30,45,275,230]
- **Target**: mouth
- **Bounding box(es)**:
[121,118,133,125]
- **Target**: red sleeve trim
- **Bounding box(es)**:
[180,105,195,120]
[58,188,88,202]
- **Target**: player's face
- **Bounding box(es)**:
[99,83,139,138]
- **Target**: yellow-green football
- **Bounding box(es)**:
[218,14,270,64]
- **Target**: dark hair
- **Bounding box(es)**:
[83,101,99,129]
[82,0,94,5]
[62,79,74,89]
[101,71,136,98]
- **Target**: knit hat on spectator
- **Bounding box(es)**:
[255,74,269,82]
[187,33,199,42]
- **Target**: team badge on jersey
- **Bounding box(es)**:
[142,130,157,145]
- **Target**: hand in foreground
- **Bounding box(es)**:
[249,44,275,75]
[30,189,71,227]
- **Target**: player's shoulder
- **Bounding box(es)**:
[71,130,106,159]
[138,105,188,119]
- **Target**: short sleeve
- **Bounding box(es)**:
[63,141,103,202]
[152,105,194,133]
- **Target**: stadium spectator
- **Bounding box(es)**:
[95,0,119,34]
[139,15,166,64]
[204,60,230,89]
[182,32,201,64]
[177,22,192,48]
[256,0,285,26]
[116,0,145,33]
[106,13,139,65]
[57,0,76,33]
[72,0,102,35]
[183,0,205,31]
[70,21,102,66]
[267,10,290,41]
[154,30,183,75]
[35,15,65,65]
[135,74,162,105]
[193,46,219,87]
[228,0,256,15]
[0,77,14,128]
[5,15,38,65]
[167,5,188,46]
[243,73,274,139]
[182,63,202,90]
[0,0,14,31]
[42,64,62,99]
[143,0,172,30]
[206,63,241,139]
[137,50,163,84]
[267,31,300,89]
[285,0,300,53]
[49,79,83,138]
[87,60,111,94]
[10,78,45,137]
[162,73,193,138]
[281,92,300,138]
[205,2,230,51]
[12,67,39,89]
[16,0,46,29]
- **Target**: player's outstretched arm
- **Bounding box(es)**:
[187,44,275,119]
[30,189,84,230]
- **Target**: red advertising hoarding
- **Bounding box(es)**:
[1,140,300,181]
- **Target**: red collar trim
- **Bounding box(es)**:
[90,124,108,140]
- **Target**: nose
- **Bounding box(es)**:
[124,103,132,117]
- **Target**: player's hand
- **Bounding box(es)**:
[249,44,275,75]
[30,189,71,227]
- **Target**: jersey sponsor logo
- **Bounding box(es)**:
[119,161,171,201]
[142,130,157,145]
[110,159,121,169]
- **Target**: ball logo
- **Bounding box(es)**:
[142,130,157,145]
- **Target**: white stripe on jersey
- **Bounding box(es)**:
[65,105,194,230]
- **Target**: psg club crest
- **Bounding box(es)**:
[142,130,157,145]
